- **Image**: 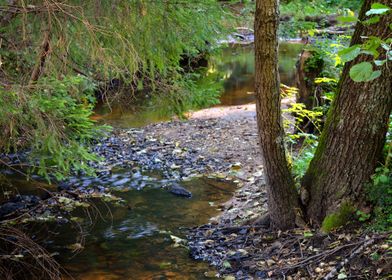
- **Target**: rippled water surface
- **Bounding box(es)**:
[0,172,235,279]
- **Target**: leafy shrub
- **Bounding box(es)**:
[284,103,321,183]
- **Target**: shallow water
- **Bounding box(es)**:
[0,171,235,280]
[213,43,303,106]
[56,175,236,280]
[94,43,303,128]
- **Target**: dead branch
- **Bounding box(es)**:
[29,28,51,85]
[323,238,376,280]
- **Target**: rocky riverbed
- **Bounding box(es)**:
[0,104,264,223]
[1,104,390,280]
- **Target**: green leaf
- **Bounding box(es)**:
[362,36,382,58]
[338,45,361,62]
[223,261,232,269]
[365,3,390,16]
[379,174,389,184]
[338,272,348,279]
[363,16,380,25]
[349,62,380,82]
[337,16,357,23]
[374,60,386,66]
[369,70,382,81]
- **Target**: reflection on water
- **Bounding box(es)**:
[213,43,303,106]
[94,43,303,128]
[49,175,236,280]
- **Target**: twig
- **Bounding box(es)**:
[323,238,375,280]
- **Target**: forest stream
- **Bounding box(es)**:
[94,42,303,128]
[0,42,302,280]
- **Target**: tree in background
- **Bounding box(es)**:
[255,0,301,229]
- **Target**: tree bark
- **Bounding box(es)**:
[255,0,301,229]
[302,0,392,225]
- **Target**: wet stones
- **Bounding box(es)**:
[162,183,192,198]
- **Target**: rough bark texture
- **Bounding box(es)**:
[302,0,392,225]
[255,0,300,229]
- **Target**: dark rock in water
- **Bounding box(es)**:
[162,183,192,198]
[0,202,25,218]
[58,181,72,191]
[0,195,41,218]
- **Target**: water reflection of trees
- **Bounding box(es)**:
[209,43,303,106]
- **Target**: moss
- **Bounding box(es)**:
[321,202,354,232]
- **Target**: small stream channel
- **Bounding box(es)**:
[1,42,303,279]
[94,42,303,128]
[57,175,237,280]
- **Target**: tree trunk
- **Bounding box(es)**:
[302,0,392,225]
[255,0,300,229]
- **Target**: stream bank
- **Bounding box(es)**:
[0,42,303,279]
[123,105,390,280]
[88,102,390,280]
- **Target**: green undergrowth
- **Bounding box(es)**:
[280,0,361,18]
[279,0,361,38]
[0,0,233,180]
[366,118,392,231]
[0,75,109,180]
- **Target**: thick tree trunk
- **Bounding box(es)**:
[255,0,300,229]
[302,0,392,225]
